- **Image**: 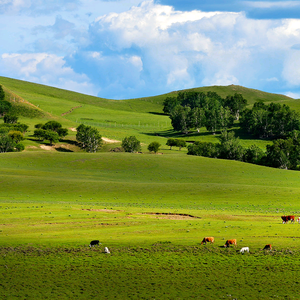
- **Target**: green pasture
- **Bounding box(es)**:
[1,151,300,250]
[1,77,300,298]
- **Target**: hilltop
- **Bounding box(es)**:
[0,76,299,152]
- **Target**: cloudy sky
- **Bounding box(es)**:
[1,0,300,99]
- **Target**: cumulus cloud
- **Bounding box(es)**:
[0,53,97,95]
[64,0,300,98]
[2,0,300,99]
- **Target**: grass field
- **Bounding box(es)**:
[1,77,300,299]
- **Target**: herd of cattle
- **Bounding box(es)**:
[89,215,297,253]
[199,215,299,252]
[201,237,272,252]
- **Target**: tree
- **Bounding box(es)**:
[0,135,15,153]
[8,130,24,143]
[243,145,265,164]
[266,139,295,169]
[163,97,179,114]
[122,136,141,153]
[15,143,25,152]
[188,107,206,132]
[42,121,62,132]
[4,113,18,124]
[166,138,177,150]
[42,121,68,138]
[43,130,59,145]
[0,100,11,116]
[148,141,161,153]
[218,130,244,161]
[0,85,4,101]
[175,139,186,150]
[76,124,103,152]
[170,105,191,134]
[224,93,247,120]
[34,129,46,141]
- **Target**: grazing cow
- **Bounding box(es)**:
[89,240,100,247]
[104,247,110,254]
[263,244,272,250]
[224,239,237,248]
[201,237,214,245]
[281,215,295,223]
[240,247,249,253]
[297,217,300,223]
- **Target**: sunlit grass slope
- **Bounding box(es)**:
[1,151,300,249]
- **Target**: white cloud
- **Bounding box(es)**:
[0,53,97,95]
[285,91,300,99]
[282,50,300,86]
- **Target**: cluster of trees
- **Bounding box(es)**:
[166,138,186,150]
[240,101,300,139]
[76,124,103,152]
[0,124,25,153]
[187,130,300,170]
[34,121,68,145]
[0,85,19,123]
[163,91,247,134]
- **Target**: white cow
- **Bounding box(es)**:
[104,247,110,254]
[240,247,249,253]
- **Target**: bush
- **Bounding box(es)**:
[4,113,18,124]
[148,141,161,153]
[8,130,24,143]
[122,136,141,153]
[15,143,25,152]
[76,124,103,153]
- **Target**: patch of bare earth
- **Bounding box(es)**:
[102,137,121,143]
[142,212,201,220]
[40,145,55,151]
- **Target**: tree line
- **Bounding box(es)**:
[187,130,300,170]
[163,91,247,134]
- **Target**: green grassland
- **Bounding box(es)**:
[1,77,300,299]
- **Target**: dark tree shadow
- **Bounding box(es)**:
[55,147,73,152]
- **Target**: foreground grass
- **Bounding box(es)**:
[1,245,300,299]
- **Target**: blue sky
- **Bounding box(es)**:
[1,0,300,99]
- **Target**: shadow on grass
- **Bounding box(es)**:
[55,147,73,152]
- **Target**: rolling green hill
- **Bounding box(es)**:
[1,77,300,299]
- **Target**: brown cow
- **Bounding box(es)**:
[263,244,272,250]
[224,239,237,248]
[281,215,295,223]
[201,237,214,245]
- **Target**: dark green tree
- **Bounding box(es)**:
[122,136,141,153]
[0,100,12,116]
[175,139,186,150]
[0,135,15,153]
[148,141,161,153]
[243,145,265,164]
[163,97,179,114]
[166,138,177,150]
[8,130,24,143]
[170,105,191,134]
[76,124,103,152]
[218,130,244,161]
[4,113,18,124]
[0,85,5,101]
[224,93,247,120]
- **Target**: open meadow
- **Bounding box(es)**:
[1,77,300,299]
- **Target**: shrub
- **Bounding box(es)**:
[148,141,161,153]
[122,136,141,153]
